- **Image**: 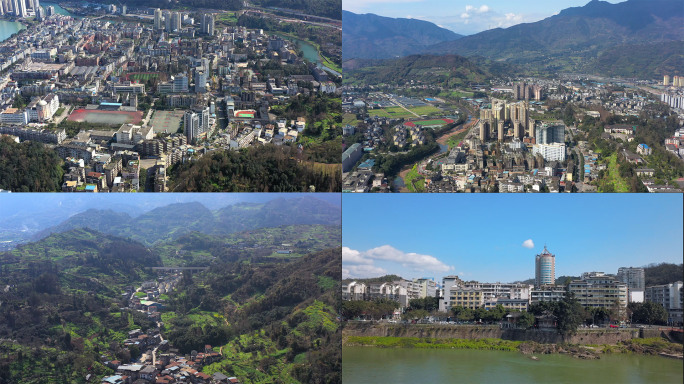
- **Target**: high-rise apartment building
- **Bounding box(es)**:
[17,0,27,17]
[201,13,214,35]
[618,267,645,303]
[535,246,555,288]
[154,8,163,30]
[617,267,645,291]
[194,70,208,93]
[535,124,565,145]
[171,12,181,32]
[185,108,209,143]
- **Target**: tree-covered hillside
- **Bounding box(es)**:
[0,224,341,384]
[344,55,492,87]
[0,136,64,192]
[168,145,341,192]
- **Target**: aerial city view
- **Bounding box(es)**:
[0,0,342,192]
[342,194,683,383]
[0,193,342,383]
[342,0,684,193]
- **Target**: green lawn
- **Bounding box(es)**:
[342,113,360,126]
[368,107,413,119]
[369,106,441,119]
[410,105,442,115]
[404,164,425,192]
[447,130,469,149]
[129,73,159,81]
[599,152,630,192]
[216,12,238,24]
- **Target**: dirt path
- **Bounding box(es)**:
[397,165,412,192]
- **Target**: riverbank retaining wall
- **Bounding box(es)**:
[343,322,639,344]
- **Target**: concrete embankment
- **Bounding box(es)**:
[343,322,639,345]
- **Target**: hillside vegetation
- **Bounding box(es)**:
[0,223,341,384]
[344,54,491,87]
[168,145,341,192]
[0,136,64,192]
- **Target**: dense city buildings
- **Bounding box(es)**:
[343,70,684,193]
[0,2,341,192]
[343,243,681,328]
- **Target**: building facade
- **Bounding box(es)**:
[535,246,556,288]
[568,272,628,317]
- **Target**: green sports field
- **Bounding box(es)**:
[413,119,449,126]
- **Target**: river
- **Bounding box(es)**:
[42,2,73,16]
[0,20,25,43]
[275,33,341,77]
[0,2,73,43]
[343,347,683,384]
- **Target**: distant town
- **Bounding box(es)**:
[343,246,683,329]
[342,74,684,193]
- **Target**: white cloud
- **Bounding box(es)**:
[364,245,453,273]
[342,246,373,264]
[465,4,490,14]
[343,264,388,279]
[498,12,524,27]
[522,239,535,249]
[342,245,454,278]
[460,12,471,19]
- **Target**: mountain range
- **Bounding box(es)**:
[32,197,341,246]
[343,0,684,78]
[342,10,461,60]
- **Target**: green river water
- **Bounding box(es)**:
[343,347,683,384]
[0,20,24,42]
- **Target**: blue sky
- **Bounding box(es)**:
[344,0,626,35]
[342,194,683,283]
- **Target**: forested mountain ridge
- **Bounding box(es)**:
[33,197,341,246]
[0,222,341,383]
[2,228,161,293]
[342,11,461,60]
[423,0,684,76]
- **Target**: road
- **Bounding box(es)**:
[242,1,341,30]
[396,112,477,192]
[152,325,164,366]
[52,104,73,125]
[142,108,154,127]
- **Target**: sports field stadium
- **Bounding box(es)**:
[234,110,256,118]
[67,109,143,125]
